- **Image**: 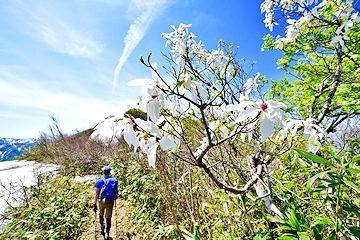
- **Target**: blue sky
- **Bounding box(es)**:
[0,0,285,139]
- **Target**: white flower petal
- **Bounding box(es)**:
[123,124,139,152]
[148,121,161,137]
[134,118,148,130]
[159,136,176,150]
[147,142,158,168]
[147,98,160,122]
[260,114,274,141]
[266,100,287,109]
[235,107,259,123]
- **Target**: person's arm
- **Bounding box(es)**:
[93,187,99,213]
[94,187,100,204]
[114,178,119,199]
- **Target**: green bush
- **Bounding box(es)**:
[124,108,147,120]
[0,174,92,239]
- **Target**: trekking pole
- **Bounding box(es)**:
[94,208,97,240]
[115,199,118,239]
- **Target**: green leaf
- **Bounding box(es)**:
[321,147,341,164]
[279,234,298,240]
[352,155,360,162]
[307,170,335,190]
[349,226,360,237]
[140,55,145,64]
[267,215,285,224]
[298,232,311,240]
[278,225,295,231]
[286,209,301,232]
[295,149,333,166]
[346,168,360,174]
[180,227,198,240]
[311,217,332,227]
[341,178,360,193]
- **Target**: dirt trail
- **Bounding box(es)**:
[79,199,141,240]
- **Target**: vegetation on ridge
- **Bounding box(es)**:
[1,0,360,239]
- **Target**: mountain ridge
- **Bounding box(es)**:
[0,137,36,161]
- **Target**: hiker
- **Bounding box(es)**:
[93,166,118,240]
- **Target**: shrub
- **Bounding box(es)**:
[0,174,92,239]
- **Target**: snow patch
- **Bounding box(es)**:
[0,160,58,224]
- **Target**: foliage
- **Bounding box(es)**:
[0,174,92,239]
[262,0,360,133]
[108,1,360,237]
[124,108,147,120]
[6,1,360,239]
[27,116,120,175]
[264,146,360,239]
[111,144,277,239]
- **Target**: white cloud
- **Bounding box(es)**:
[0,112,28,119]
[113,0,172,90]
[11,0,103,58]
[0,69,129,123]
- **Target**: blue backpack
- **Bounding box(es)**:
[99,177,118,202]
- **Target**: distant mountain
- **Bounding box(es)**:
[0,138,37,161]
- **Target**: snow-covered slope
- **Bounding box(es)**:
[0,138,36,161]
[90,115,125,141]
[0,160,58,224]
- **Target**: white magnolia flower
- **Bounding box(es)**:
[178,72,192,95]
[331,30,350,46]
[226,95,253,113]
[159,136,176,150]
[243,73,259,98]
[235,100,287,141]
[127,62,166,122]
[334,2,352,19]
[263,12,279,32]
[285,20,300,41]
[190,81,207,104]
[139,137,158,168]
[206,49,228,69]
[157,116,182,145]
[261,0,273,13]
[194,137,208,157]
[274,37,286,49]
[341,12,359,32]
[276,118,325,153]
[143,134,176,168]
[162,23,193,67]
[135,120,176,168]
[134,118,161,137]
[122,118,140,153]
[280,0,294,10]
[209,120,229,138]
[299,12,314,26]
[306,128,323,153]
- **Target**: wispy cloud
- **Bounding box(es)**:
[0,69,131,122]
[0,112,28,119]
[113,0,172,90]
[11,0,103,58]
